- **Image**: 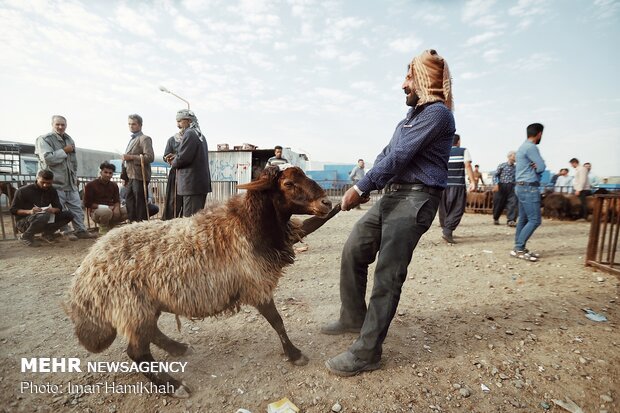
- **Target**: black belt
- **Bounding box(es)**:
[386,183,444,197]
[515,181,540,187]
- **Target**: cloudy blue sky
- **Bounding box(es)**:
[1,0,618,177]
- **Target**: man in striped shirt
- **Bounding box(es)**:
[438,134,475,244]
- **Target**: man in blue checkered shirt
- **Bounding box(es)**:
[322,50,456,377]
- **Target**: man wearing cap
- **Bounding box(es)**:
[171,109,212,217]
[122,114,154,222]
[321,49,455,376]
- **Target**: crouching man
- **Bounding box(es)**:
[10,170,73,247]
[84,162,127,235]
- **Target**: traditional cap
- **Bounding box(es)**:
[409,49,453,111]
[176,109,197,122]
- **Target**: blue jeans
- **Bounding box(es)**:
[514,186,541,251]
[57,189,87,233]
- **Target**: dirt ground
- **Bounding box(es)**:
[0,208,618,413]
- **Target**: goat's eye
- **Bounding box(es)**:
[283,180,294,188]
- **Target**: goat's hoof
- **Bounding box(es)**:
[173,382,192,399]
[183,345,194,356]
[291,354,309,366]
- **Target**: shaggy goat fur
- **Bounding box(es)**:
[64,166,332,397]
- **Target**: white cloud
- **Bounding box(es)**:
[462,0,496,22]
[513,52,558,71]
[461,71,490,80]
[287,0,318,18]
[350,81,377,93]
[483,48,503,62]
[114,4,156,37]
[173,15,205,42]
[508,0,549,17]
[339,51,364,67]
[316,46,339,60]
[465,31,500,47]
[246,51,275,71]
[388,36,423,53]
[593,0,620,19]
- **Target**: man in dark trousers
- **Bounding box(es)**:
[172,109,212,217]
[492,150,517,226]
[10,170,73,247]
[122,114,154,222]
[438,134,475,244]
[321,49,455,376]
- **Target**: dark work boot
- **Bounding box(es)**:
[320,320,362,335]
[325,351,381,377]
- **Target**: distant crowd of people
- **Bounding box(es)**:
[9,111,293,247]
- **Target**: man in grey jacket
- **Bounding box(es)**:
[35,115,95,240]
[171,109,212,217]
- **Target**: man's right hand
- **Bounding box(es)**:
[492,184,499,193]
[63,144,74,153]
[31,206,42,214]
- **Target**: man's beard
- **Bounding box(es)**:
[406,91,420,107]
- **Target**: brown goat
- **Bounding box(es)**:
[65,166,336,397]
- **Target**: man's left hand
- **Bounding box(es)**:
[341,187,369,211]
[121,154,134,161]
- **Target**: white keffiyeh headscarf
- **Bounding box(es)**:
[176,109,205,140]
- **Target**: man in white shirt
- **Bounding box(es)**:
[569,158,591,219]
[554,168,573,193]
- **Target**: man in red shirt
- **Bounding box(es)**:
[83,162,127,234]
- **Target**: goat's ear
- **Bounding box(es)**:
[237,166,280,191]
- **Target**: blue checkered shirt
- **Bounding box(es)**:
[492,162,516,184]
[356,102,455,192]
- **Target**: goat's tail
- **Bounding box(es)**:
[63,300,117,353]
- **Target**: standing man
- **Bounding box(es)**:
[570,157,591,220]
[267,145,288,167]
[35,115,95,240]
[512,123,546,262]
[123,114,154,222]
[321,49,455,376]
[438,134,475,244]
[349,159,365,184]
[10,170,73,246]
[162,132,183,220]
[83,162,127,234]
[171,109,211,217]
[349,159,366,210]
[554,168,572,193]
[472,164,485,189]
[492,151,517,226]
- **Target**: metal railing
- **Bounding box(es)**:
[586,194,620,275]
[0,176,237,241]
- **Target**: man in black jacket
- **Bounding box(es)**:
[10,170,73,247]
[171,109,212,217]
